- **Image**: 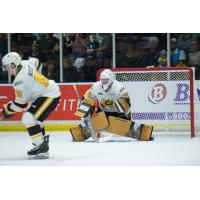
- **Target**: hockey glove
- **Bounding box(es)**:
[1,103,16,119]
[75,98,95,118]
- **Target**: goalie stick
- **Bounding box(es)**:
[73,84,82,106]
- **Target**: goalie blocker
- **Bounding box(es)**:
[70,111,153,142]
[74,97,96,118]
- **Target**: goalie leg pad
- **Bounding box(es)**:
[90,111,109,132]
[105,116,153,141]
[132,123,153,141]
[70,125,91,142]
[140,124,154,141]
[105,116,135,137]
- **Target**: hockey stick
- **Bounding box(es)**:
[73,84,82,105]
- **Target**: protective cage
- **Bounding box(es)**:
[97,67,200,138]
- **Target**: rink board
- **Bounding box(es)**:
[0,120,78,131]
[0,81,200,132]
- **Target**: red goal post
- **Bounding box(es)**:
[96,67,199,138]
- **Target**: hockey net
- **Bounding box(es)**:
[97,67,200,137]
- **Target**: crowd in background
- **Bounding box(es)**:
[1,33,200,83]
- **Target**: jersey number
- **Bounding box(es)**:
[34,71,50,87]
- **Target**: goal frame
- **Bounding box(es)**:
[96,67,195,137]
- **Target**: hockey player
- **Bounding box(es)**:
[0,52,61,159]
[70,69,153,142]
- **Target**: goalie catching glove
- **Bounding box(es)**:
[114,97,131,117]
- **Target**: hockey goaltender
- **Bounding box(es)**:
[70,69,154,142]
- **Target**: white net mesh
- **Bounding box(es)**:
[114,70,189,82]
[98,68,200,137]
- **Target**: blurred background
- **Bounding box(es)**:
[1,33,200,83]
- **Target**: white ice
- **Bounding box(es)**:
[0,131,200,166]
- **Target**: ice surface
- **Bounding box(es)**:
[0,131,200,166]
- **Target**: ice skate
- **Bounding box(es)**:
[27,135,49,159]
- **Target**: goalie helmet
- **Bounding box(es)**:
[2,52,22,72]
[100,69,115,91]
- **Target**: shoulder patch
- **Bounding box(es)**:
[14,81,23,86]
[122,92,129,98]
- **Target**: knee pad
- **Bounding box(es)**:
[22,112,37,127]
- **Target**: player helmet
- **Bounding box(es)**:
[2,52,22,71]
[100,69,115,91]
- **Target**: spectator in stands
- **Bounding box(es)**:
[176,52,187,67]
[143,36,159,67]
[11,41,24,59]
[73,57,86,81]
[71,33,88,59]
[11,34,23,45]
[27,40,47,63]
[95,33,112,66]
[81,57,99,82]
[157,49,167,67]
[0,34,7,57]
[63,57,79,82]
[86,34,99,59]
[170,37,186,67]
[96,33,104,44]
[63,33,75,56]
[125,40,145,67]
[127,41,139,58]
[45,59,59,82]
[11,41,19,53]
[176,33,200,51]
[188,39,200,79]
[39,33,59,59]
[188,39,200,67]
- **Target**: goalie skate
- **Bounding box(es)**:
[98,131,112,142]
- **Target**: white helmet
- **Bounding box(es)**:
[100,69,115,91]
[2,52,22,71]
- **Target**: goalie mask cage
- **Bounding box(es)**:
[97,67,200,138]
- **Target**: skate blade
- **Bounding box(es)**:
[28,152,49,159]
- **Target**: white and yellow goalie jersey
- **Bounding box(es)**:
[85,80,130,114]
[10,60,60,112]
